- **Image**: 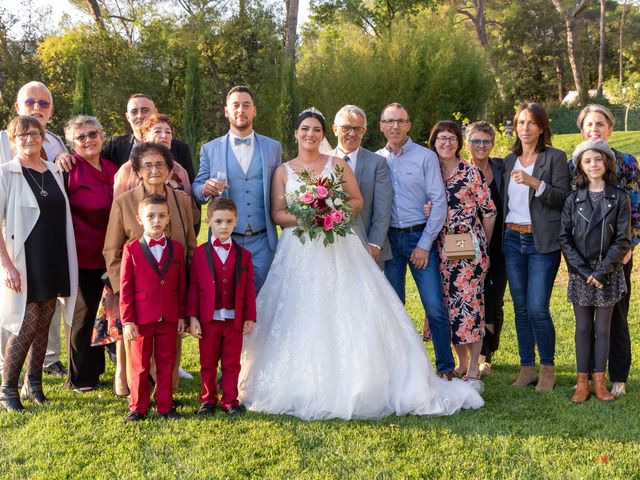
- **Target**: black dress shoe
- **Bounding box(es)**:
[160,408,182,420]
[20,378,49,405]
[43,361,67,376]
[0,386,26,412]
[221,404,246,416]
[124,411,147,423]
[197,403,216,416]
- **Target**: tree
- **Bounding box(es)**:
[551,0,590,106]
[276,57,297,160]
[183,49,203,167]
[71,61,93,115]
[596,0,606,97]
[454,0,507,102]
[604,73,640,131]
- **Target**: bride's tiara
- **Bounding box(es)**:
[299,107,324,119]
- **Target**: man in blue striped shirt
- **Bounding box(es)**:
[377,103,455,379]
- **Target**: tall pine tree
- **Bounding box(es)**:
[183,49,203,168]
[72,61,93,116]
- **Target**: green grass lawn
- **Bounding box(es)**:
[1,133,639,479]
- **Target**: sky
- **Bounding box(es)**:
[5,0,311,35]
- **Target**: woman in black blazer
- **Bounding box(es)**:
[502,103,570,392]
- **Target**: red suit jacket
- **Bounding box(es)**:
[120,238,186,325]
[186,240,256,331]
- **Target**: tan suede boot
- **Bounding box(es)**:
[592,372,614,401]
[511,366,537,387]
[570,373,590,403]
[535,364,555,392]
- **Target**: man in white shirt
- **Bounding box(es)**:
[330,105,392,267]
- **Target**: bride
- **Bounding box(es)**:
[238,109,483,420]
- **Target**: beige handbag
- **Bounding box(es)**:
[443,233,477,260]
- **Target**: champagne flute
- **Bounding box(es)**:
[215,171,227,192]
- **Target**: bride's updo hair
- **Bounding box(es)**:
[295,107,326,135]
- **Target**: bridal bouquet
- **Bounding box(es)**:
[286,166,354,246]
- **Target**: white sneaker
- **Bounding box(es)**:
[611,382,626,397]
[178,367,193,380]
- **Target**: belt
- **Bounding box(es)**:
[389,223,426,234]
[506,223,533,234]
[233,228,268,237]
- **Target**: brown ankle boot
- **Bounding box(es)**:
[535,364,555,392]
[592,372,614,401]
[571,372,590,403]
[512,366,537,387]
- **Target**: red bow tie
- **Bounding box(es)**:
[149,237,166,247]
[213,239,231,251]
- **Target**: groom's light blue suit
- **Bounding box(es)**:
[192,133,282,291]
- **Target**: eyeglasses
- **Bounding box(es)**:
[74,131,100,143]
[436,136,458,144]
[468,139,493,147]
[17,131,43,141]
[140,162,168,172]
[23,99,51,109]
[338,125,365,134]
[380,119,409,126]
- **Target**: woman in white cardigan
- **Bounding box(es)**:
[0,116,77,412]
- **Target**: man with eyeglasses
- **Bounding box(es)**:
[0,81,70,379]
[330,105,392,267]
[377,102,455,380]
[0,81,67,164]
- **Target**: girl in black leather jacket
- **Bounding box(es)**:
[559,139,631,403]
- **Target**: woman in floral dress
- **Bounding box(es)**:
[429,121,496,390]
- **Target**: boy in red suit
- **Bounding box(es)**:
[188,198,256,416]
[120,194,186,422]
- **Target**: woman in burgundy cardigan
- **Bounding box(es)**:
[63,115,118,392]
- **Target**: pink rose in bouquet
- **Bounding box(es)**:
[323,214,335,230]
[316,185,329,199]
[300,192,315,205]
[330,209,343,224]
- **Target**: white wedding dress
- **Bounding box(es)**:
[238,159,484,420]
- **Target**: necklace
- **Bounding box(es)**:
[24,166,48,197]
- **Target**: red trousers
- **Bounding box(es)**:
[129,321,177,415]
[199,320,243,408]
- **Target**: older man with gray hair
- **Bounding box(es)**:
[331,105,392,266]
[0,81,69,378]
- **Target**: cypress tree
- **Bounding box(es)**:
[71,61,93,116]
[276,57,297,161]
[183,49,203,168]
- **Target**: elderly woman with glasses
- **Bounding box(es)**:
[113,114,192,197]
[0,115,77,411]
[103,142,195,398]
[62,115,119,393]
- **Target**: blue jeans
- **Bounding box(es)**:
[384,230,455,375]
[503,229,560,366]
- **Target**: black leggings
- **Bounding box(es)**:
[574,304,614,373]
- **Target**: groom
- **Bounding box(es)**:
[192,86,282,292]
[331,105,392,267]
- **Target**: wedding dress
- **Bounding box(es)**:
[238,158,484,420]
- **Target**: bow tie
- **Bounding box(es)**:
[149,237,166,247]
[234,137,251,146]
[213,239,231,251]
